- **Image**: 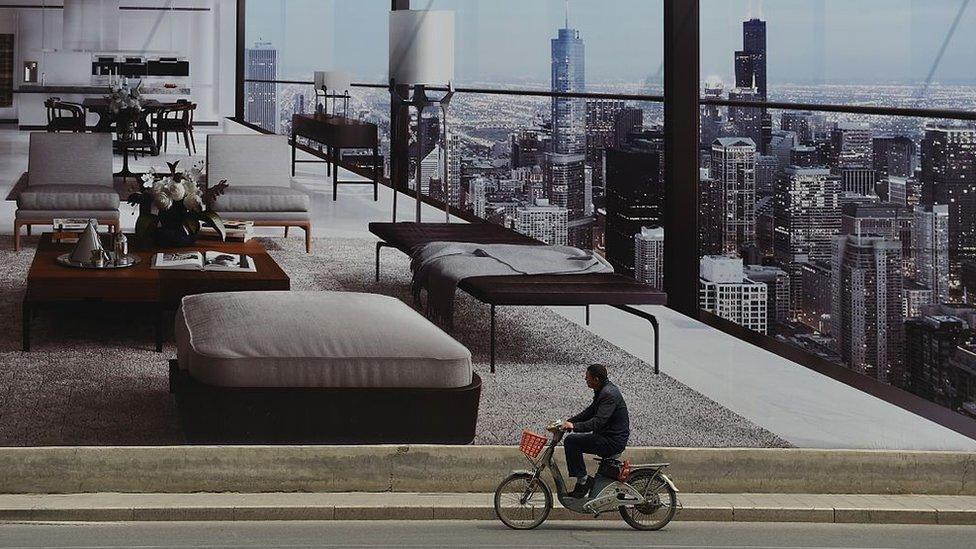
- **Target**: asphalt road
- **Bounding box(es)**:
[0,521,975,549]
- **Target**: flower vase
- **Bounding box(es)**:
[153,201,198,247]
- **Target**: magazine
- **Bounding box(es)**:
[152,251,257,272]
[199,220,254,242]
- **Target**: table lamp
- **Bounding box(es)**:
[389,9,455,223]
[314,70,353,117]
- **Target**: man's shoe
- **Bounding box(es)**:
[568,477,591,499]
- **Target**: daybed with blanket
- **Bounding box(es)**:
[369,222,668,373]
[169,291,481,444]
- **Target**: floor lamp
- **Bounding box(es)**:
[389,9,455,223]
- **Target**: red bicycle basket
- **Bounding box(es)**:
[618,460,631,481]
[519,430,548,458]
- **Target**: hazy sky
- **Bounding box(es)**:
[245,0,976,86]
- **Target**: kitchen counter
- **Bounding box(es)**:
[15,84,191,95]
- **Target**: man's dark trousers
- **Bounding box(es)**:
[564,432,624,478]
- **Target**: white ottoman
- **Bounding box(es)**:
[169,291,481,444]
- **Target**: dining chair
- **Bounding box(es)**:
[44,98,87,133]
[155,102,197,156]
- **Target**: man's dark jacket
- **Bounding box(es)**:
[569,381,630,448]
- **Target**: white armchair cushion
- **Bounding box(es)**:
[17,184,120,211]
[211,186,310,213]
[28,133,113,187]
[207,134,292,188]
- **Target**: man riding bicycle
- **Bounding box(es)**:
[561,364,631,498]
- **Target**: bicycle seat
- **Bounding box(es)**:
[592,453,623,463]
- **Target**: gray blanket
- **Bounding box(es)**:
[411,241,614,325]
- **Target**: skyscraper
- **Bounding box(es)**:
[585,100,624,199]
[245,41,277,132]
[831,122,874,169]
[913,204,951,302]
[734,18,768,152]
[921,124,976,283]
[511,130,546,169]
[728,86,763,151]
[832,234,904,384]
[736,18,767,100]
[774,167,842,315]
[605,136,664,277]
[551,26,585,155]
[712,137,758,256]
[873,135,916,180]
[634,227,664,289]
[904,315,969,403]
[782,111,827,145]
[700,77,725,148]
[744,264,791,331]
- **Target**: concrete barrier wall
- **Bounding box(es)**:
[1,446,975,495]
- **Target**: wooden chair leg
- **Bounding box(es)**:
[284,226,290,237]
[304,224,312,254]
[14,221,22,251]
[25,224,31,236]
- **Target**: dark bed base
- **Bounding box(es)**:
[168,361,482,444]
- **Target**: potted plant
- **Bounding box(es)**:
[109,79,143,141]
[128,161,229,247]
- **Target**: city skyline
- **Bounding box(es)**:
[245,0,976,87]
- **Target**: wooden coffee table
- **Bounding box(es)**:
[23,234,290,352]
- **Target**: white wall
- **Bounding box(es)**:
[0,0,238,123]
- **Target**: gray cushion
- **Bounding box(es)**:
[214,211,310,222]
[15,209,120,222]
[28,133,114,187]
[17,184,120,210]
[175,291,473,389]
[211,186,310,212]
[207,134,292,188]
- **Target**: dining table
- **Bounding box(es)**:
[81,98,172,177]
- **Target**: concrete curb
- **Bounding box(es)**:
[1,493,975,525]
[2,446,975,495]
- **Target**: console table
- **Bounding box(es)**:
[291,113,380,201]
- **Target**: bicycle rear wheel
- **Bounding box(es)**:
[493,472,552,530]
[619,469,677,530]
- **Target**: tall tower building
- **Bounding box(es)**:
[605,136,664,277]
[551,26,585,155]
[873,135,916,180]
[712,137,758,256]
[735,18,767,100]
[832,235,905,384]
[913,204,951,302]
[728,86,763,151]
[634,227,664,289]
[782,111,827,145]
[585,99,624,199]
[245,41,278,132]
[700,77,725,148]
[921,124,976,283]
[831,122,874,169]
[773,167,842,315]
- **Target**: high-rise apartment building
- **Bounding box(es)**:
[904,315,969,405]
[902,280,935,319]
[913,204,951,302]
[634,227,664,289]
[773,167,842,314]
[728,86,763,151]
[840,203,913,272]
[921,124,976,279]
[712,137,757,255]
[511,129,546,169]
[831,122,874,169]
[585,100,624,199]
[604,137,664,276]
[515,199,568,246]
[782,111,827,145]
[700,255,768,334]
[244,41,277,132]
[832,234,904,384]
[873,135,915,180]
[700,77,725,148]
[744,264,791,331]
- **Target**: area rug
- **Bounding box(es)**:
[0,235,790,447]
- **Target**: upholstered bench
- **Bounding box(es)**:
[169,291,481,444]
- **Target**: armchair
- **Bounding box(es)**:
[206,134,313,252]
[14,133,120,251]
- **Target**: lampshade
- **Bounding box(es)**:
[314,70,353,93]
[389,10,455,85]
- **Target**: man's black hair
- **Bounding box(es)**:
[587,363,609,383]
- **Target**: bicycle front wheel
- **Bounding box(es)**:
[493,472,552,530]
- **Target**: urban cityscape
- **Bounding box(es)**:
[245,14,976,420]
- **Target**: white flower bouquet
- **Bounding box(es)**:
[127,161,229,246]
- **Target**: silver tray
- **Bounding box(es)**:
[56,253,141,270]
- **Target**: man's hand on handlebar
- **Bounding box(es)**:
[561,421,574,431]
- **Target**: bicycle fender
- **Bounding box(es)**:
[658,473,680,493]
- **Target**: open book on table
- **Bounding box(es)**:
[152,251,257,272]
